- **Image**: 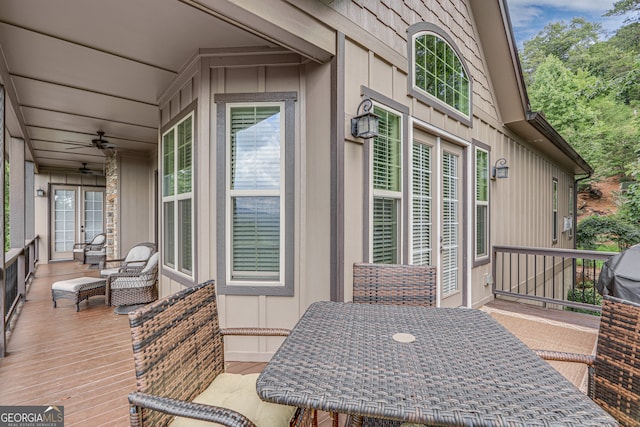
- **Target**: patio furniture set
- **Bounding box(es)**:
[51,241,159,312]
[124,263,637,427]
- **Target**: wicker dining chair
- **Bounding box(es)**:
[353,263,437,307]
[127,280,314,427]
[347,263,437,427]
[534,295,640,427]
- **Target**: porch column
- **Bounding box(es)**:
[0,85,6,357]
[25,162,34,280]
[25,161,34,240]
[10,137,25,248]
[9,137,26,300]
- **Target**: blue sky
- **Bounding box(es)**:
[506,0,627,46]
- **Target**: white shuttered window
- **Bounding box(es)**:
[162,113,194,277]
[372,106,402,264]
[475,148,489,259]
[227,104,284,283]
[412,142,432,266]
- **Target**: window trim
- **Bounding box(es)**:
[372,105,403,264]
[361,87,410,264]
[215,92,296,296]
[407,22,472,127]
[160,103,197,285]
[568,186,574,239]
[473,141,490,266]
[225,101,286,286]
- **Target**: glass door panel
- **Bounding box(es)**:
[50,185,105,260]
[83,189,104,242]
[51,186,77,260]
[440,143,463,307]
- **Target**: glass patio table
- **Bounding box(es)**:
[256,301,618,426]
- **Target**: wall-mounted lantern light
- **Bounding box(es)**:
[351,98,380,139]
[492,158,509,180]
[36,187,47,197]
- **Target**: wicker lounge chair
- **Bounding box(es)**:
[348,263,437,427]
[72,232,106,264]
[127,280,314,427]
[534,295,640,427]
[107,252,159,307]
[100,242,156,277]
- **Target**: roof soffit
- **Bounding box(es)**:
[468,0,528,124]
[182,0,336,63]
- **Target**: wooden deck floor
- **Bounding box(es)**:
[0,261,599,426]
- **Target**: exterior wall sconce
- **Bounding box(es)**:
[492,158,509,179]
[351,98,380,139]
[36,187,46,197]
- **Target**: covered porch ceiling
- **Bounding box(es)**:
[0,0,291,176]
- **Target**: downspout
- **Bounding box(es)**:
[573,172,592,249]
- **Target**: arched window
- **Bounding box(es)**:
[409,23,471,122]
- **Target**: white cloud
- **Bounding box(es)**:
[508,0,615,14]
[506,0,624,43]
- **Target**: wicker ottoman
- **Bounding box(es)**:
[52,277,107,312]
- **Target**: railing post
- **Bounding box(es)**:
[17,253,25,301]
[491,245,616,313]
[0,265,4,357]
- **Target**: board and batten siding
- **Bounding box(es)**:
[337,0,577,308]
[119,156,155,259]
[327,0,498,121]
[158,55,333,360]
[158,67,201,297]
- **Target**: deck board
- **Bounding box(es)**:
[0,261,597,426]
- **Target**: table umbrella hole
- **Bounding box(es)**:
[392,333,416,343]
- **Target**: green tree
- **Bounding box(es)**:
[520,18,602,80]
[609,23,640,54]
[520,17,640,229]
[528,56,600,165]
[605,0,640,23]
[589,96,640,174]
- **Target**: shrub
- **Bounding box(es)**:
[576,215,640,250]
[566,287,602,316]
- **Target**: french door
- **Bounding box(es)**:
[440,143,463,307]
[50,185,105,260]
[411,131,464,307]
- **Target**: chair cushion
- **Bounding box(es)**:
[140,252,159,274]
[92,234,106,245]
[100,267,120,277]
[86,249,106,256]
[126,246,153,263]
[169,373,296,427]
[111,276,151,289]
[52,277,106,292]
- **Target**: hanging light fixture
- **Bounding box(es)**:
[351,98,380,139]
[492,158,509,180]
